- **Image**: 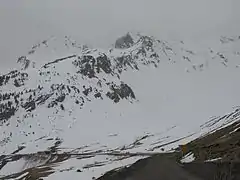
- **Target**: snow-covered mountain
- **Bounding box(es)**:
[0,33,240,179]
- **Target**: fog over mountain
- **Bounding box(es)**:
[0,0,239,71]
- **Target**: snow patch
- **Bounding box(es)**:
[0,158,26,177]
[205,157,222,162]
[180,152,195,163]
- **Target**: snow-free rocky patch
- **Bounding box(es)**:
[0,32,240,179]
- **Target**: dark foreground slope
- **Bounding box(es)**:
[98,120,240,180]
[98,154,240,180]
[98,154,204,180]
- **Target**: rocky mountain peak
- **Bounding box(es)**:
[115,32,134,49]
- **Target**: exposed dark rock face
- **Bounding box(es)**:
[0,70,28,88]
[96,54,112,74]
[35,94,53,105]
[17,56,31,70]
[82,86,93,96]
[0,92,20,123]
[55,94,66,103]
[106,82,135,103]
[0,105,17,123]
[73,54,112,78]
[13,73,28,87]
[140,35,154,51]
[115,55,139,74]
[0,75,10,87]
[94,92,102,99]
[115,33,134,49]
[22,101,36,112]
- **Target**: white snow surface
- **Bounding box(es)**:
[180,152,195,163]
[205,157,222,162]
[0,33,240,179]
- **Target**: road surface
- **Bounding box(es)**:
[98,155,203,180]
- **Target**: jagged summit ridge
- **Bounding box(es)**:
[16,35,84,71]
[15,32,240,73]
[115,33,134,49]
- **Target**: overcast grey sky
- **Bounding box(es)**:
[0,0,239,70]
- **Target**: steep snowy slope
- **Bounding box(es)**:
[0,33,240,179]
